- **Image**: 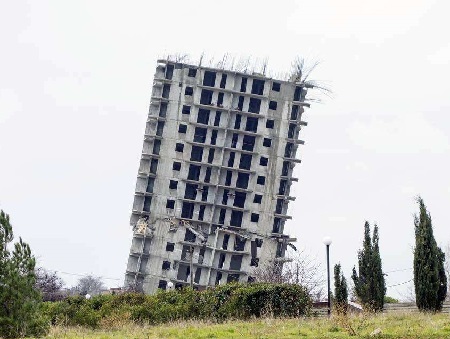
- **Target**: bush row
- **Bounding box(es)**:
[42,283,312,328]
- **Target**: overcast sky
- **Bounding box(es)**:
[1,0,449,299]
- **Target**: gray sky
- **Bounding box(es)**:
[1,0,449,299]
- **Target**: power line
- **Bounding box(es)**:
[55,270,122,281]
[387,279,413,288]
[385,267,413,274]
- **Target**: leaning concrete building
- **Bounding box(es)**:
[125,58,310,294]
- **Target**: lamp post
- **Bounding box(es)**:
[323,236,332,316]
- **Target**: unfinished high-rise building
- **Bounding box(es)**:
[125,57,311,294]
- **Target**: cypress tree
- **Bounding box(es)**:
[351,221,386,311]
[0,210,49,338]
[334,263,348,313]
[413,197,447,311]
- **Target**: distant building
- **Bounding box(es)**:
[125,58,311,294]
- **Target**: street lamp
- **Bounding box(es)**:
[323,236,332,316]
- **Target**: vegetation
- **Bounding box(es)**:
[413,197,447,311]
[0,210,49,338]
[384,296,399,303]
[28,312,450,339]
[333,263,348,313]
[42,284,311,329]
[71,274,105,296]
[34,267,65,301]
[351,221,386,312]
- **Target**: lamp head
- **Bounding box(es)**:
[323,236,332,246]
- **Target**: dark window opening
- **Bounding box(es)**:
[231,133,238,148]
[190,145,203,162]
[257,176,265,185]
[188,68,197,77]
[251,213,260,222]
[146,177,154,193]
[225,170,232,186]
[279,179,288,195]
[158,280,167,290]
[220,74,227,88]
[259,157,268,166]
[253,194,262,203]
[150,159,158,174]
[237,96,244,110]
[266,119,274,128]
[219,208,226,224]
[222,189,229,205]
[234,237,246,251]
[251,79,265,95]
[178,124,187,133]
[272,82,281,92]
[165,64,174,80]
[185,87,193,96]
[166,242,175,251]
[143,196,152,212]
[273,217,282,233]
[204,167,212,183]
[230,210,243,227]
[276,243,284,258]
[250,258,259,267]
[245,117,258,132]
[221,234,230,250]
[233,192,246,208]
[275,199,284,214]
[217,92,224,106]
[184,183,198,200]
[242,135,255,152]
[294,86,302,101]
[234,114,242,129]
[207,148,215,164]
[184,228,195,243]
[159,102,167,117]
[193,127,207,143]
[230,255,243,270]
[198,205,205,220]
[218,253,226,268]
[169,180,178,190]
[162,261,171,270]
[176,264,191,282]
[162,84,170,98]
[175,143,184,152]
[269,101,278,110]
[201,187,208,201]
[181,202,195,219]
[282,161,290,176]
[210,130,218,145]
[194,268,201,284]
[228,152,235,167]
[200,89,213,105]
[203,71,216,87]
[182,105,191,114]
[263,138,272,147]
[288,124,296,139]
[156,121,164,136]
[215,272,223,285]
[248,98,261,113]
[255,238,263,247]
[227,274,240,283]
[284,143,294,158]
[236,173,249,189]
[214,111,221,126]
[152,139,161,155]
[239,154,252,170]
[291,105,299,120]
[240,77,247,92]
[166,199,175,209]
[188,164,201,181]
[197,109,210,124]
[173,161,181,171]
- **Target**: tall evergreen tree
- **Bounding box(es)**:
[351,221,386,311]
[413,197,447,311]
[334,263,348,313]
[0,210,48,338]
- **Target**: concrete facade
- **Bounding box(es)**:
[125,59,310,294]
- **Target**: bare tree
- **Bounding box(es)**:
[253,249,324,301]
[71,275,105,296]
[34,267,65,301]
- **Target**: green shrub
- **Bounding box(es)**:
[42,283,312,328]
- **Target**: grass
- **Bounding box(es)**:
[38,312,450,338]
